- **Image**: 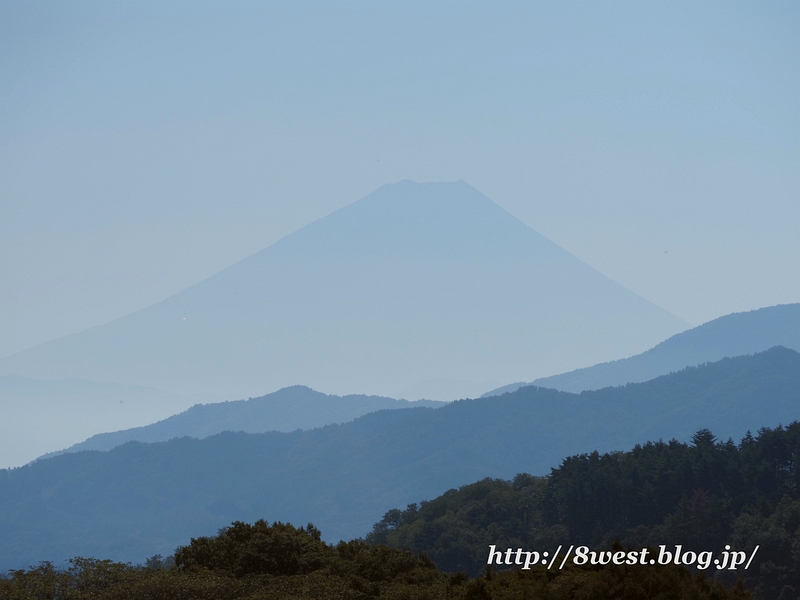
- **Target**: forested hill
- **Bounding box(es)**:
[1,347,798,570]
[41,386,443,458]
[368,423,800,600]
[484,303,800,395]
[0,520,751,600]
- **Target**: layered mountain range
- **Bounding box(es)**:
[2,180,796,579]
[2,347,798,570]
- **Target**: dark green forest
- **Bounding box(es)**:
[1,520,751,600]
[368,424,800,600]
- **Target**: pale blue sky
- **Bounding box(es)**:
[2,1,799,358]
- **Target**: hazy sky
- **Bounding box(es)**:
[2,1,799,359]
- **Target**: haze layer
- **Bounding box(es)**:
[0,181,688,399]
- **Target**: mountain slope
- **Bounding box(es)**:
[0,181,687,399]
[483,303,800,396]
[1,347,798,569]
[0,375,225,469]
[367,423,800,593]
[44,386,443,457]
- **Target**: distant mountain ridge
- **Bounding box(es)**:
[0,375,224,469]
[0,181,687,400]
[483,303,800,396]
[2,346,798,569]
[40,386,443,459]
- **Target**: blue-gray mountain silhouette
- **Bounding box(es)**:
[0,181,687,399]
[1,346,797,570]
[39,386,443,459]
[0,375,222,469]
[483,303,800,396]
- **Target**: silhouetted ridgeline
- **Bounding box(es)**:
[484,303,800,395]
[1,348,798,572]
[0,520,751,600]
[40,385,443,459]
[0,374,219,469]
[368,424,800,599]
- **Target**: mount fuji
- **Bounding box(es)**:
[0,181,688,400]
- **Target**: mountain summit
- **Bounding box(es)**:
[0,181,687,399]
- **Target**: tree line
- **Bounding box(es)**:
[2,519,749,599]
[368,423,800,600]
[5,423,798,598]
